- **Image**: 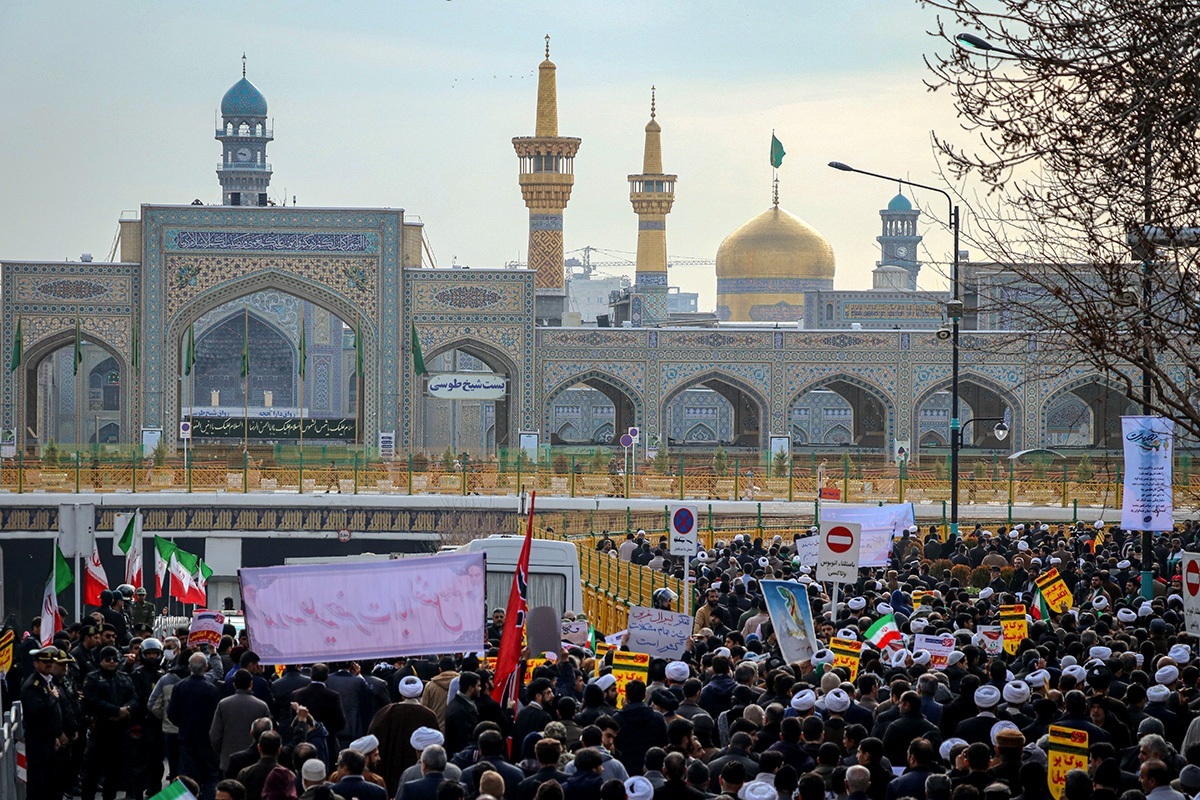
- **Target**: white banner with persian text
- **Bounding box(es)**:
[427,374,507,400]
[1121,416,1174,532]
[626,605,694,659]
[811,504,914,567]
[239,552,487,663]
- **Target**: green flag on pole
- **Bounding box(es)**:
[240,329,250,378]
[150,779,199,800]
[9,316,22,373]
[770,133,786,169]
[411,322,427,376]
[53,544,73,594]
[131,314,140,372]
[74,318,83,376]
[298,317,307,380]
[183,325,196,377]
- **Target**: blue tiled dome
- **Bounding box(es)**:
[887,193,913,211]
[221,78,268,117]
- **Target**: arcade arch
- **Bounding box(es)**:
[663,372,765,448]
[544,372,642,446]
[787,375,892,452]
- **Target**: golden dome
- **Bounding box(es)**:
[715,205,835,281]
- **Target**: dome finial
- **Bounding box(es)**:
[650,85,656,119]
[545,34,551,60]
[242,52,247,78]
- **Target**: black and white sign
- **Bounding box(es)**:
[1183,553,1200,635]
[179,420,192,440]
[817,520,861,584]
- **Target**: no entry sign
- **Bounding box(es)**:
[817,520,862,584]
[1184,554,1200,635]
[669,505,698,556]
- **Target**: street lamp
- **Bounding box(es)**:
[829,161,965,538]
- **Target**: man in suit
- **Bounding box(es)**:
[518,739,571,800]
[512,678,554,749]
[226,717,274,778]
[329,748,388,800]
[327,662,374,751]
[293,663,347,764]
[398,745,452,800]
[271,664,311,720]
[211,669,272,774]
[235,730,283,800]
[654,753,708,800]
[444,671,481,755]
[169,652,222,800]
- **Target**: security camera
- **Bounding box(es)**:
[935,324,953,340]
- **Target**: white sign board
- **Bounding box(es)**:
[669,505,699,557]
[179,420,192,440]
[626,605,693,658]
[819,504,914,567]
[913,632,957,669]
[817,520,862,584]
[1183,553,1200,636]
[1121,416,1174,532]
[794,535,819,567]
[562,619,590,645]
[427,373,507,400]
[977,625,1004,657]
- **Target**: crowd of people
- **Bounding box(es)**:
[8,517,1200,800]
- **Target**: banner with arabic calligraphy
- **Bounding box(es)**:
[192,417,356,440]
[427,374,508,400]
[1121,416,1174,532]
[239,552,487,662]
[626,606,693,658]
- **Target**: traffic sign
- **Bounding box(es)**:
[337,529,352,543]
[628,426,640,442]
[179,420,192,440]
[817,520,861,584]
[669,505,698,556]
[620,433,634,448]
[1184,554,1200,635]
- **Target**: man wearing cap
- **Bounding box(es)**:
[368,675,438,795]
[130,587,156,633]
[80,645,137,800]
[71,623,103,680]
[22,647,65,800]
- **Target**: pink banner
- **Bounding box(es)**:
[239,552,487,663]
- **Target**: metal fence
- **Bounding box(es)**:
[0,701,25,800]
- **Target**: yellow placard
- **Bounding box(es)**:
[999,604,1028,656]
[830,637,861,682]
[594,642,616,676]
[611,650,650,708]
[1047,725,1089,800]
[1034,569,1073,612]
[913,590,928,608]
[0,629,13,676]
[523,657,548,684]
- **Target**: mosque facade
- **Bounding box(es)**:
[0,48,1147,465]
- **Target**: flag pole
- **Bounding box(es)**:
[75,317,82,469]
[189,326,195,474]
[243,307,249,454]
[299,305,305,473]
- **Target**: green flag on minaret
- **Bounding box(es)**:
[411,322,427,376]
[298,315,307,380]
[770,134,786,169]
[183,325,196,377]
[74,318,83,375]
[9,317,22,373]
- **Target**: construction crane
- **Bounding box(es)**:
[506,245,715,278]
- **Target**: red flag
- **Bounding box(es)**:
[492,492,536,706]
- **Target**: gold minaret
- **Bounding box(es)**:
[513,36,581,308]
[628,87,676,323]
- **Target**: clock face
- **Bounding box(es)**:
[896,246,909,258]
[235,147,252,162]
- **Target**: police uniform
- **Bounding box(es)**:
[80,646,136,800]
[129,600,156,633]
[21,648,64,800]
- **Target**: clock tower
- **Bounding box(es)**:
[216,56,273,207]
[876,192,922,289]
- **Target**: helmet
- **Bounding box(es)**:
[141,638,164,653]
[652,588,678,608]
[117,584,135,599]
[135,587,147,596]
[100,589,114,605]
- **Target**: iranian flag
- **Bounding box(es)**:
[1030,587,1051,621]
[865,613,902,649]
[114,511,143,589]
[154,536,176,598]
[170,548,211,606]
[83,531,109,607]
[150,779,199,800]
[40,543,73,646]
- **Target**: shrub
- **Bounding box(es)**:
[652,447,672,476]
[1076,454,1095,482]
[440,447,456,472]
[713,447,729,477]
[969,565,992,588]
[43,439,59,468]
[410,452,430,472]
[552,451,569,474]
[951,564,972,586]
[152,438,169,468]
[972,461,988,480]
[929,558,953,577]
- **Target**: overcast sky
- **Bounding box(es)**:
[0,1,972,312]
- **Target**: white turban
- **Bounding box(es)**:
[595,673,617,691]
[1117,608,1137,624]
[739,781,779,800]
[758,557,769,568]
[1138,605,1154,617]
[990,720,1020,746]
[350,734,379,754]
[411,727,444,750]
[1017,541,1030,551]
[940,738,967,763]
[1093,596,1109,611]
[399,676,424,698]
[1156,665,1180,685]
[825,688,851,713]
[910,618,929,633]
[626,778,655,800]
[1062,665,1087,684]
[665,661,690,682]
[837,628,859,641]
[1089,646,1112,661]
[974,685,1001,709]
[912,650,932,666]
[1026,669,1050,690]
[1170,644,1192,664]
[979,588,995,600]
[791,689,816,711]
[876,603,894,615]
[848,597,867,612]
[1148,685,1171,703]
[813,650,835,666]
[1117,560,1131,570]
[1003,681,1030,705]
[889,649,909,668]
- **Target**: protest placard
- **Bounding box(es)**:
[626,606,693,659]
[1034,569,1073,612]
[762,580,818,664]
[913,633,956,669]
[611,650,651,707]
[830,637,862,682]
[561,619,590,646]
[188,609,226,650]
[1000,604,1028,656]
[977,625,1004,657]
[1047,725,1089,800]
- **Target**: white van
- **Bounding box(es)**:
[455,535,582,617]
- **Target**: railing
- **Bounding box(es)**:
[0,702,24,800]
[217,162,272,171]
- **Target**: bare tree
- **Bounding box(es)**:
[920,0,1200,439]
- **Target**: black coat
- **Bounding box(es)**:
[293,681,347,758]
[398,773,449,800]
[512,703,552,755]
[614,701,669,777]
[444,693,479,756]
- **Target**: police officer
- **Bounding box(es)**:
[129,587,156,634]
[71,623,102,679]
[80,645,136,800]
[128,638,166,800]
[50,647,85,798]
[102,586,131,646]
[22,647,65,800]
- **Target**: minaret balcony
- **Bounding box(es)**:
[216,128,274,139]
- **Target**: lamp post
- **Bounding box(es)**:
[829,162,964,538]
